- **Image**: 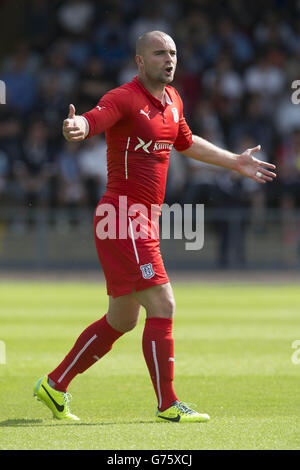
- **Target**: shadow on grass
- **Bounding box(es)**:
[0,418,154,427]
[0,419,44,427]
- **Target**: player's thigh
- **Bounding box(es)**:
[133,282,175,318]
[107,292,141,332]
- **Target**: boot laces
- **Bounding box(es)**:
[63,392,72,412]
[176,401,197,415]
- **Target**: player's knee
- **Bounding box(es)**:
[123,318,139,332]
[160,296,176,318]
[106,310,139,333]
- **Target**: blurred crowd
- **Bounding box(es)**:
[1,0,300,219]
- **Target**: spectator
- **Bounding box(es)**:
[275,127,300,264]
[93,11,127,57]
[0,149,9,201]
[213,170,248,268]
[77,135,107,207]
[36,75,69,139]
[13,120,55,207]
[23,0,55,50]
[0,0,298,215]
[244,52,285,114]
[275,92,300,137]
[164,150,187,206]
[39,42,78,101]
[118,57,137,86]
[57,0,95,36]
[1,46,38,114]
[77,57,115,111]
[229,93,276,155]
[202,53,244,101]
[216,17,254,65]
[0,107,23,164]
[253,10,296,53]
[66,35,92,70]
[94,31,128,73]
[129,5,172,51]
[56,141,85,208]
[275,127,300,209]
[183,126,225,207]
[235,134,269,233]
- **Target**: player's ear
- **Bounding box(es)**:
[135,54,144,68]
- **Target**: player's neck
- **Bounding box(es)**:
[137,75,166,103]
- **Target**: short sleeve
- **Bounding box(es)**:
[82,87,130,138]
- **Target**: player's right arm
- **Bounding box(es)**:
[62,88,129,142]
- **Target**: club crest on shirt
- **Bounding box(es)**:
[140,263,155,279]
[171,107,179,123]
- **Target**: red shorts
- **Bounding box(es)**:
[93,195,169,297]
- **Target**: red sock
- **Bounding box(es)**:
[142,317,178,411]
[48,314,123,392]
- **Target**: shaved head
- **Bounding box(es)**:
[135,31,177,88]
[136,31,175,56]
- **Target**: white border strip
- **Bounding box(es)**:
[57,334,97,383]
[128,217,139,264]
[152,340,162,409]
[125,136,130,179]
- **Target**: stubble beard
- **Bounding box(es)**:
[146,68,175,86]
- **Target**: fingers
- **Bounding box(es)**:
[68,103,75,119]
[258,160,276,170]
[249,146,276,171]
[66,134,85,141]
[63,129,85,141]
[63,121,85,141]
[260,168,276,179]
[254,175,266,184]
[63,119,78,130]
[256,160,277,179]
[254,166,277,184]
[249,146,277,183]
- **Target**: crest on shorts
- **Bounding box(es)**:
[171,107,179,123]
[140,263,155,279]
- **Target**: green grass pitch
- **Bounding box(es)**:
[0,281,299,450]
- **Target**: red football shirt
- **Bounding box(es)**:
[83,76,193,207]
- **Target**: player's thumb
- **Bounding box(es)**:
[68,104,75,119]
[250,145,261,154]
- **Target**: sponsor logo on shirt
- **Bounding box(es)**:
[134,137,152,153]
[153,142,173,151]
[134,137,173,153]
[140,109,151,120]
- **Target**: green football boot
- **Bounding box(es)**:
[156,401,210,423]
[33,375,79,421]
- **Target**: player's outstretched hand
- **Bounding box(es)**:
[236,145,276,183]
[62,104,87,142]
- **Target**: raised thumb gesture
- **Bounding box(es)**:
[68,104,76,119]
[62,104,88,142]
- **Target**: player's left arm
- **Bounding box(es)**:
[181,134,276,184]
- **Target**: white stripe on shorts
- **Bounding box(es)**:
[128,217,139,264]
